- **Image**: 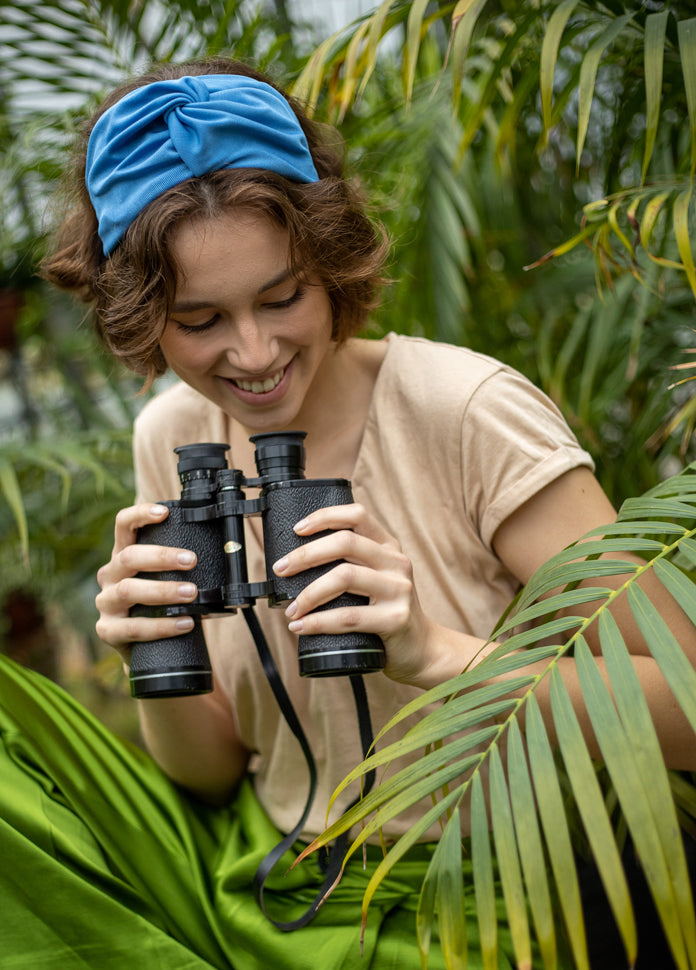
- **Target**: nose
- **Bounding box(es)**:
[225,318,279,375]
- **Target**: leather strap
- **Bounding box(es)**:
[243,608,376,931]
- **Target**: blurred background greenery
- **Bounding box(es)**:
[0,0,694,740]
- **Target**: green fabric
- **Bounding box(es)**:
[0,654,538,968]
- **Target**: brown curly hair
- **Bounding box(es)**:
[41,58,389,384]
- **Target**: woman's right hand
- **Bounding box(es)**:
[95,503,199,662]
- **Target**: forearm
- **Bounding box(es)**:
[395,619,696,771]
[137,688,250,805]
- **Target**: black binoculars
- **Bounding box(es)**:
[129,431,386,698]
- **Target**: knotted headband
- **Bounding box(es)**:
[86,74,320,256]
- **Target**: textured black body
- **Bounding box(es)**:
[127,434,386,696]
[129,501,227,697]
[262,480,386,676]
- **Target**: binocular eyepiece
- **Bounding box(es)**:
[129,431,386,698]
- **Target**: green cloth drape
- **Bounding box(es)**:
[0,654,532,969]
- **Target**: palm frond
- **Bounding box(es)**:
[293,3,696,304]
[297,463,696,969]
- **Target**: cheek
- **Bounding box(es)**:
[160,333,216,373]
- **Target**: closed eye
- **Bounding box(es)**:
[172,314,220,334]
[262,285,306,310]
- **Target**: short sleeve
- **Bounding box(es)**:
[461,367,594,547]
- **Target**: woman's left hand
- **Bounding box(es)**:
[272,503,437,684]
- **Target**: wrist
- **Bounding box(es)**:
[391,621,496,691]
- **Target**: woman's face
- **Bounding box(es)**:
[159,208,335,432]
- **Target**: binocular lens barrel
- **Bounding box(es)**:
[250,432,306,482]
[129,432,386,698]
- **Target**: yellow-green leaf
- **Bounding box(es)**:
[549,666,637,964]
[674,185,696,302]
[507,720,556,969]
[357,0,395,99]
[470,774,498,970]
[574,635,687,967]
[526,694,589,970]
[404,0,430,104]
[451,0,489,114]
[678,18,696,175]
[436,810,468,970]
[337,18,372,121]
[0,459,29,563]
[642,11,669,182]
[540,0,581,139]
[576,13,634,173]
[599,610,696,966]
[489,747,532,970]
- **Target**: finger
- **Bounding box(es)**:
[285,561,404,616]
[273,529,400,578]
[113,503,170,551]
[96,612,195,649]
[293,503,395,545]
[287,598,409,639]
[96,577,198,615]
[117,542,198,575]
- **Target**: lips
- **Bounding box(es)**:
[231,366,286,394]
[220,358,293,405]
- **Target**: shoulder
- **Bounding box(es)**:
[133,380,229,501]
[382,333,504,401]
[380,333,576,433]
[134,380,228,447]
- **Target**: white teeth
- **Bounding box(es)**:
[233,368,285,394]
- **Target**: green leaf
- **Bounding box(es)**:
[598,610,696,965]
[550,666,637,964]
[678,17,696,175]
[450,0,490,114]
[489,747,532,970]
[360,787,463,943]
[540,0,582,140]
[435,810,468,970]
[628,583,696,741]
[654,556,696,623]
[526,694,589,970]
[356,0,395,99]
[470,774,498,970]
[576,13,634,173]
[674,186,696,302]
[642,11,669,183]
[0,459,29,562]
[574,635,689,966]
[404,0,430,104]
[507,720,556,969]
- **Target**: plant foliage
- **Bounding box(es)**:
[298,463,696,969]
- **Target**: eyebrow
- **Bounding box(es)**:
[170,270,293,314]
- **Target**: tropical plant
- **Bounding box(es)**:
[0,0,318,676]
[294,0,696,503]
[2,1,696,966]
[299,464,696,970]
[281,3,696,968]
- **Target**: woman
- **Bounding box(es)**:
[3,56,694,968]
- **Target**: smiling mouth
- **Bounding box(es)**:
[230,365,287,394]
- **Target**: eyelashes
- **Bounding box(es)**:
[171,285,307,335]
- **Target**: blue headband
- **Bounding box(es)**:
[86,74,320,256]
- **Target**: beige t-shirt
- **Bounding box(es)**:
[133,333,593,840]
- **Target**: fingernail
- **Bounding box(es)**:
[293,518,308,533]
[177,551,196,566]
[151,505,168,516]
[175,616,194,631]
[285,600,297,618]
[273,557,288,574]
[288,619,303,633]
[177,583,196,598]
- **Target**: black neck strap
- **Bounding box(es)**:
[243,608,376,932]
